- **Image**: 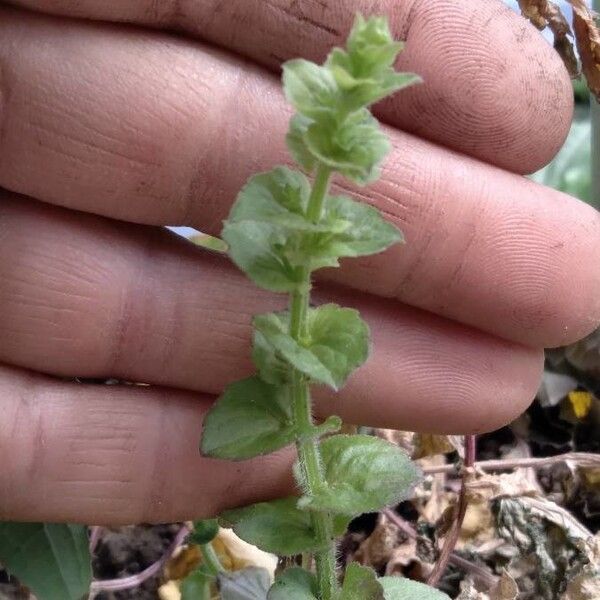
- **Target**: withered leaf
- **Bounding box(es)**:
[518,0,579,77]
[457,571,518,600]
[571,0,600,101]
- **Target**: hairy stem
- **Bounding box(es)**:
[290,163,337,600]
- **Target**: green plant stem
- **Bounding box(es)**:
[289,164,337,600]
[200,542,225,576]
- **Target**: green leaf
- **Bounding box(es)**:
[253,305,369,390]
[268,567,318,599]
[332,513,353,537]
[181,569,212,600]
[313,194,403,265]
[342,14,412,80]
[282,59,339,119]
[325,14,421,114]
[379,576,452,599]
[305,304,369,387]
[340,563,384,600]
[219,567,271,599]
[346,14,403,75]
[0,522,91,600]
[220,499,350,558]
[252,328,292,386]
[224,167,353,291]
[229,167,311,230]
[220,498,321,556]
[299,434,420,515]
[201,376,296,460]
[189,519,220,545]
[282,14,419,184]
[304,110,390,185]
[327,49,420,114]
[253,312,337,388]
[222,220,300,292]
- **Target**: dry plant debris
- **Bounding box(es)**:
[518,0,600,99]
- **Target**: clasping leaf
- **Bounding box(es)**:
[220,498,350,556]
[298,109,390,185]
[309,194,403,268]
[253,304,369,390]
[283,59,339,119]
[298,434,420,515]
[201,376,297,460]
[220,498,322,556]
[222,220,301,293]
[222,167,312,292]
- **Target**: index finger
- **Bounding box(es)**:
[6,0,573,173]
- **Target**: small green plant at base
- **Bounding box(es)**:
[199,14,451,600]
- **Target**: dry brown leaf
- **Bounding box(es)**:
[495,498,594,598]
[373,428,415,455]
[518,0,579,76]
[563,573,600,599]
[435,503,457,539]
[163,544,202,582]
[457,570,519,600]
[582,466,600,488]
[353,513,402,570]
[571,0,600,100]
[490,570,520,600]
[562,535,600,599]
[519,0,550,29]
[418,455,450,524]
[517,496,592,541]
[413,434,464,459]
[464,468,541,505]
[384,537,420,575]
[460,503,496,545]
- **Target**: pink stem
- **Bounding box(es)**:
[382,508,496,588]
[89,526,103,554]
[427,434,476,588]
[89,524,192,594]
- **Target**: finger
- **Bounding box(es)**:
[0,11,600,345]
[0,194,543,434]
[0,9,597,347]
[0,364,295,524]
[5,0,573,173]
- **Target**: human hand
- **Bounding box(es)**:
[0,0,598,526]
